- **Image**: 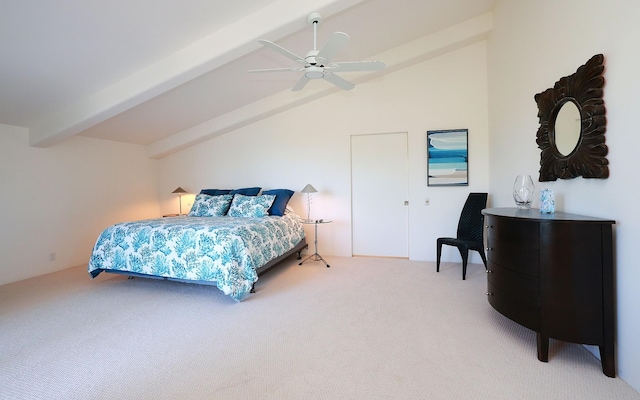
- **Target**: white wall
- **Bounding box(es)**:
[487,0,640,391]
[158,41,490,263]
[0,124,160,284]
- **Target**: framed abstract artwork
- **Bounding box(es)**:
[427,129,468,186]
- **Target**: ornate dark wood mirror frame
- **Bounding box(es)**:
[535,54,608,181]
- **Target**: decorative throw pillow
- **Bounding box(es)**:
[230,187,261,196]
[227,194,276,217]
[262,189,294,216]
[200,188,231,196]
[188,194,233,217]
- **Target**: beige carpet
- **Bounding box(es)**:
[1,256,639,400]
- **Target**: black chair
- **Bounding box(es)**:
[436,192,488,280]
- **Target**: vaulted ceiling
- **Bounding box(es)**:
[0,0,495,158]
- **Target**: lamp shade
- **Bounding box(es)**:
[301,184,317,194]
[172,187,187,195]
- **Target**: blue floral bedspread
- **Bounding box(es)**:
[88,213,305,301]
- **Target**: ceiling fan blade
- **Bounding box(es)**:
[328,60,386,72]
[292,76,311,92]
[249,67,301,73]
[258,39,305,63]
[316,32,349,64]
[322,73,355,91]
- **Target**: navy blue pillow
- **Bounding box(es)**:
[262,189,294,216]
[200,189,231,196]
[230,187,261,196]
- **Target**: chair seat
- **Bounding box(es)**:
[437,237,483,251]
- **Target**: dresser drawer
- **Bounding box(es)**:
[487,263,539,301]
[486,238,539,276]
[487,282,540,332]
[485,216,539,248]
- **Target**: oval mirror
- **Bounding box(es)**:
[554,101,581,156]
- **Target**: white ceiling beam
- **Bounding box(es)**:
[28,0,367,148]
[147,12,493,159]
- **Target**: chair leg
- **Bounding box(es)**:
[459,248,469,280]
[436,241,442,272]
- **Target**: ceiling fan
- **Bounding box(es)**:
[249,12,385,91]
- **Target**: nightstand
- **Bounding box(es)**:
[299,219,332,268]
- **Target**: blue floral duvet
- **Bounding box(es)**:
[88,213,306,301]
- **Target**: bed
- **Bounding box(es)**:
[88,189,307,301]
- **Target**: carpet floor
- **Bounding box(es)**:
[1,256,639,399]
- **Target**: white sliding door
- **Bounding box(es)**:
[351,132,409,258]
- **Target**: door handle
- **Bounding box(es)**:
[404,201,409,206]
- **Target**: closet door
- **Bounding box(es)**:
[351,132,409,257]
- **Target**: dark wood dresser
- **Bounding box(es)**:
[481,208,615,377]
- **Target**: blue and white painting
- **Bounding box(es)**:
[427,129,468,186]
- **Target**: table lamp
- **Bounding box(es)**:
[172,187,187,215]
[300,184,317,221]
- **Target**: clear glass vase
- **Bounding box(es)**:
[513,175,535,209]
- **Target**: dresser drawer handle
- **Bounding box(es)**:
[485,225,493,229]
[486,269,493,273]
[486,247,493,251]
[486,292,494,296]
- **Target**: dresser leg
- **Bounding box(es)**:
[536,333,549,362]
[599,344,616,377]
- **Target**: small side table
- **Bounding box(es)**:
[299,219,332,268]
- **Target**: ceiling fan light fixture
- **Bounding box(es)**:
[305,67,324,79]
